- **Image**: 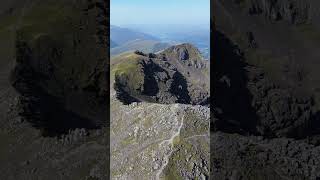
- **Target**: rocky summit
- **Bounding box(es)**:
[110,44,210,179]
[112,43,210,106]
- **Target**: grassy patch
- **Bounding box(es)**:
[236,0,249,9]
[172,136,181,146]
[112,54,145,93]
[245,48,308,89]
[163,139,195,179]
[231,32,248,48]
[16,3,78,41]
[0,15,18,31]
[0,28,15,64]
[296,24,320,44]
[180,112,209,138]
[142,117,153,129]
[111,53,142,78]
[121,135,136,146]
[12,0,105,90]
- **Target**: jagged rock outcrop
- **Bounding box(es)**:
[230,0,320,27]
[112,43,210,106]
[248,70,314,138]
[236,0,310,24]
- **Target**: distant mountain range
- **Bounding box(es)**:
[110,39,171,56]
[110,39,118,48]
[110,25,210,59]
[111,25,158,45]
[110,25,171,56]
[119,24,210,59]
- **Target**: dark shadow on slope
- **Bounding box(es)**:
[212,29,258,135]
[114,59,193,105]
[309,111,320,137]
[114,74,142,105]
[10,40,104,137]
[142,60,160,96]
[170,71,191,104]
[11,67,101,137]
[143,60,191,104]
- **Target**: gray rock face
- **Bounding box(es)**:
[239,0,310,24]
[248,72,314,138]
[234,0,320,28]
[211,132,320,180]
[177,48,189,60]
[163,43,207,69]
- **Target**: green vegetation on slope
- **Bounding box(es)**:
[111,53,146,94]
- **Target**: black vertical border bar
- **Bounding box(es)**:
[210,0,215,179]
[104,0,111,178]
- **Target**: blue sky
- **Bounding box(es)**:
[111,0,210,26]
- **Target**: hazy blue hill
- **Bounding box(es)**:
[110,39,118,48]
[122,24,210,59]
[110,25,209,59]
[111,25,158,45]
[110,39,171,56]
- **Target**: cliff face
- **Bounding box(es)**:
[212,0,320,179]
[0,0,109,179]
[236,0,309,24]
[235,0,320,26]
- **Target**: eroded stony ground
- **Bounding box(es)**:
[110,87,210,179]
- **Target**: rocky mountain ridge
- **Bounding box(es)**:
[112,43,210,106]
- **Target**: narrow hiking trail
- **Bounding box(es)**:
[156,104,185,180]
